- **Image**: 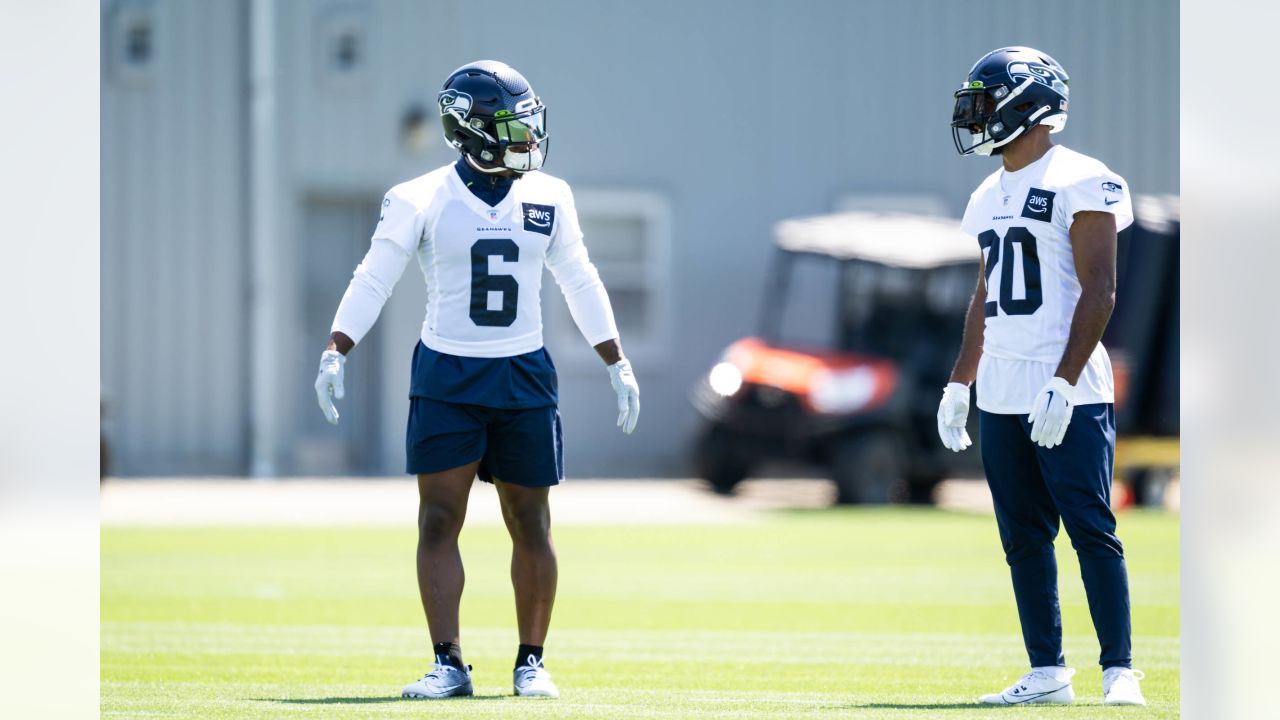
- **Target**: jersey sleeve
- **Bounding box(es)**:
[329,189,422,345]
[1062,169,1134,232]
[544,183,620,347]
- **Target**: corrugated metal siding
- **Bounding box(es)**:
[101,0,249,474]
[103,0,1177,476]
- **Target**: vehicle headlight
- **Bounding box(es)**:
[808,367,877,414]
[708,362,744,397]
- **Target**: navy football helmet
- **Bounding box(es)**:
[951,46,1069,156]
[439,60,548,172]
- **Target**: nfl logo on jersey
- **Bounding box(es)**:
[522,203,555,236]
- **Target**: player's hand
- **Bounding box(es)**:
[607,358,640,434]
[314,350,346,425]
[936,382,973,452]
[1028,376,1075,448]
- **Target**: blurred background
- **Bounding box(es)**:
[99,0,1178,502]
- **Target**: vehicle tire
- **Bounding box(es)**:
[695,426,752,495]
[905,474,944,505]
[830,433,906,505]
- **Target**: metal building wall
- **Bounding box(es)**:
[102,0,1178,476]
[101,0,249,475]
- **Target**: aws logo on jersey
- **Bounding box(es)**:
[1021,187,1056,221]
[522,203,555,236]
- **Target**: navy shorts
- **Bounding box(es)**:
[406,396,563,488]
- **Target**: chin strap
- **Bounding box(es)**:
[464,154,509,175]
[465,147,543,174]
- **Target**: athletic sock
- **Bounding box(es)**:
[433,641,465,670]
[516,643,544,669]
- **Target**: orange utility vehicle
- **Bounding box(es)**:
[691,212,983,503]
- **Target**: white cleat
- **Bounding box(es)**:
[513,656,559,698]
[979,667,1076,705]
[1103,667,1147,706]
[401,662,473,699]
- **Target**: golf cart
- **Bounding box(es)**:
[691,212,983,504]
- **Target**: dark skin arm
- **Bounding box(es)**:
[592,338,623,365]
[326,331,355,355]
[949,261,987,385]
[1054,210,1118,384]
[328,331,624,365]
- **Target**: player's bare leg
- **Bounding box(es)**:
[415,462,477,645]
[495,480,560,697]
[402,462,478,699]
[495,480,557,644]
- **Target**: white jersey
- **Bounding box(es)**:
[331,164,618,358]
[960,145,1133,414]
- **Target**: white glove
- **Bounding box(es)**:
[936,382,973,452]
[314,350,346,425]
[1028,376,1076,448]
[606,358,640,434]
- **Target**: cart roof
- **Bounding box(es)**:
[774,211,978,268]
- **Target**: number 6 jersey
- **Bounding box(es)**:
[331,162,618,359]
[959,145,1132,414]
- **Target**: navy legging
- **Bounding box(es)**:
[979,404,1132,669]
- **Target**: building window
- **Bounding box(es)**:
[315,5,371,88]
[332,29,360,73]
[124,20,152,65]
[545,190,672,366]
[107,0,157,84]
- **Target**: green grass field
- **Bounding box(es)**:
[102,507,1178,718]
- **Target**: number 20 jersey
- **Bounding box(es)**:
[960,145,1133,414]
[350,165,617,359]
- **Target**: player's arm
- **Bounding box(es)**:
[545,188,638,434]
[1054,210,1117,383]
[1026,210,1117,447]
[315,191,420,424]
[593,338,622,365]
[327,331,355,355]
[937,260,985,452]
[949,261,987,385]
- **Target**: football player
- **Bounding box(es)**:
[938,47,1145,706]
[313,60,640,700]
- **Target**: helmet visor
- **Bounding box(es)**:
[495,108,547,146]
[951,87,1001,156]
[951,88,997,131]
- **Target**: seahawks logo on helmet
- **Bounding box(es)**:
[438,89,473,122]
[1007,61,1068,97]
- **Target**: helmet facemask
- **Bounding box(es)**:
[490,105,548,172]
[952,78,1056,156]
[952,84,1006,156]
